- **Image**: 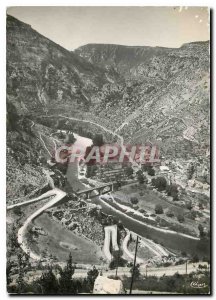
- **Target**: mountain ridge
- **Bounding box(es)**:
[7,15,210,169]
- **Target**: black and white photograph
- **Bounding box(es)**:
[5,5,211,295]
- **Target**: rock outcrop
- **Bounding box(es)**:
[93,276,124,294]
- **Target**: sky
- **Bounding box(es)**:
[7,6,210,50]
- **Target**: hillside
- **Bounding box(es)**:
[6,15,119,200]
[7,15,121,115]
[76,42,210,159]
[6,15,210,199]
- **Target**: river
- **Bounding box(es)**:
[65,133,206,257]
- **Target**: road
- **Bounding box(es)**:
[11,115,200,263]
[98,194,199,240]
[122,231,145,264]
[44,114,140,170]
[7,189,55,210]
[103,225,119,261]
[72,262,209,279]
[17,188,67,260]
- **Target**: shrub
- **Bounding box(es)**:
[155,204,163,214]
[186,201,193,210]
[148,168,155,176]
[166,210,174,218]
[191,254,199,263]
[152,177,167,191]
[130,197,138,205]
[166,184,178,199]
[177,214,185,223]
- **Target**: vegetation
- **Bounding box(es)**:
[92,133,104,147]
[130,264,140,280]
[109,250,127,269]
[125,166,133,178]
[155,204,164,214]
[152,177,167,191]
[122,271,210,294]
[166,184,178,200]
[177,214,185,223]
[7,252,100,294]
[130,197,139,205]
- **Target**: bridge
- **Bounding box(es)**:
[75,182,114,199]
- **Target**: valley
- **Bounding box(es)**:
[6,13,210,294]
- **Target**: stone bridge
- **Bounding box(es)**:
[76,182,114,199]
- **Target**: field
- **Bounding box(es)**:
[7,196,105,266]
[33,213,104,264]
[112,183,208,237]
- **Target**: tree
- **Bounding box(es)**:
[93,134,104,146]
[114,180,122,190]
[177,214,185,223]
[166,184,178,199]
[6,260,13,285]
[130,197,138,205]
[109,250,126,270]
[148,167,155,176]
[173,194,179,201]
[16,267,26,294]
[130,264,140,280]
[125,166,133,177]
[9,223,20,250]
[58,252,75,294]
[166,209,174,218]
[187,162,195,180]
[13,206,22,216]
[199,202,204,210]
[137,172,147,184]
[186,201,193,210]
[152,176,167,191]
[191,254,199,263]
[85,266,99,292]
[198,224,205,238]
[39,267,59,294]
[155,204,163,214]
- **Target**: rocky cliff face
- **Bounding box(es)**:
[75,42,209,80]
[7,15,210,199]
[76,42,209,158]
[7,15,121,116]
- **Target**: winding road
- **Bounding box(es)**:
[9,114,201,263]
[17,188,66,260]
[43,114,140,170]
[103,225,119,261]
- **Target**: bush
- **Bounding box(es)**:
[166,184,179,200]
[130,197,138,205]
[186,201,193,210]
[155,204,164,214]
[166,210,174,218]
[148,168,155,176]
[191,254,199,263]
[177,214,185,223]
[152,177,167,191]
